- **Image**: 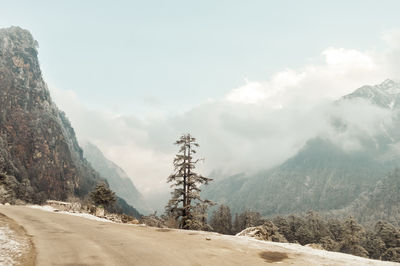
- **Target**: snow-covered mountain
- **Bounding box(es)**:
[343,79,400,109]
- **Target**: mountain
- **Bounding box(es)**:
[343,79,400,109]
[331,168,400,227]
[0,26,101,202]
[82,142,152,214]
[203,79,400,223]
[203,138,396,217]
[0,27,141,217]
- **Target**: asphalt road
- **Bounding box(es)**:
[0,205,396,266]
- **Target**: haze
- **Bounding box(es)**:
[2,0,400,206]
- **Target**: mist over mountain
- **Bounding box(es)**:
[82,142,152,214]
[203,79,400,224]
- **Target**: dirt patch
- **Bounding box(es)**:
[156,228,171,232]
[259,251,288,263]
[0,213,36,266]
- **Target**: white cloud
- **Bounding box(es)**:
[225,45,383,108]
[49,86,173,195]
[322,47,375,67]
[226,81,267,104]
[49,29,400,205]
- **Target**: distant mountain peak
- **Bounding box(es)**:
[342,79,400,109]
[376,79,400,95]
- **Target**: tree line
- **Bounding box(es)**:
[209,205,400,263]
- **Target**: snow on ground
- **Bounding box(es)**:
[0,225,28,266]
[151,227,397,265]
[25,205,398,265]
[217,234,398,265]
[28,204,57,212]
[28,205,113,223]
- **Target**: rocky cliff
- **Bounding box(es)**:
[0,27,101,203]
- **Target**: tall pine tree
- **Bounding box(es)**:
[165,134,213,230]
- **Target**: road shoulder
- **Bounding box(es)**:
[0,211,36,266]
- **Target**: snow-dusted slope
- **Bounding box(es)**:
[343,79,400,109]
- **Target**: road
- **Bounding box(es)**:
[0,205,396,266]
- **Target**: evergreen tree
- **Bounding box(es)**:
[374,221,400,249]
[89,182,116,208]
[210,204,233,235]
[295,224,314,245]
[273,216,294,242]
[233,213,240,234]
[363,231,386,260]
[165,134,213,230]
[382,248,400,262]
[304,211,331,243]
[327,218,346,242]
[320,236,340,252]
[340,217,368,257]
[234,210,263,233]
[187,201,213,231]
[287,215,306,244]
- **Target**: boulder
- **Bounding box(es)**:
[128,219,139,224]
[95,207,105,217]
[236,221,288,243]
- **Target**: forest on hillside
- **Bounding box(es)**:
[210,207,400,263]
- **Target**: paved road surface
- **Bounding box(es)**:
[0,205,396,266]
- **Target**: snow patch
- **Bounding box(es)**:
[218,234,396,265]
[0,225,27,266]
[60,211,113,223]
[28,204,57,212]
[28,205,113,223]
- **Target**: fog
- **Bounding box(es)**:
[49,30,400,203]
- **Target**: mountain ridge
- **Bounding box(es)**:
[203,79,400,225]
[342,79,400,109]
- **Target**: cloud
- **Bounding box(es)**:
[49,86,172,196]
[48,29,400,203]
[225,46,384,108]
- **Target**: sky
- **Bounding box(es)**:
[2,1,400,206]
[1,0,400,115]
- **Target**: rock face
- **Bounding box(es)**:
[0,27,101,203]
[82,142,152,214]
